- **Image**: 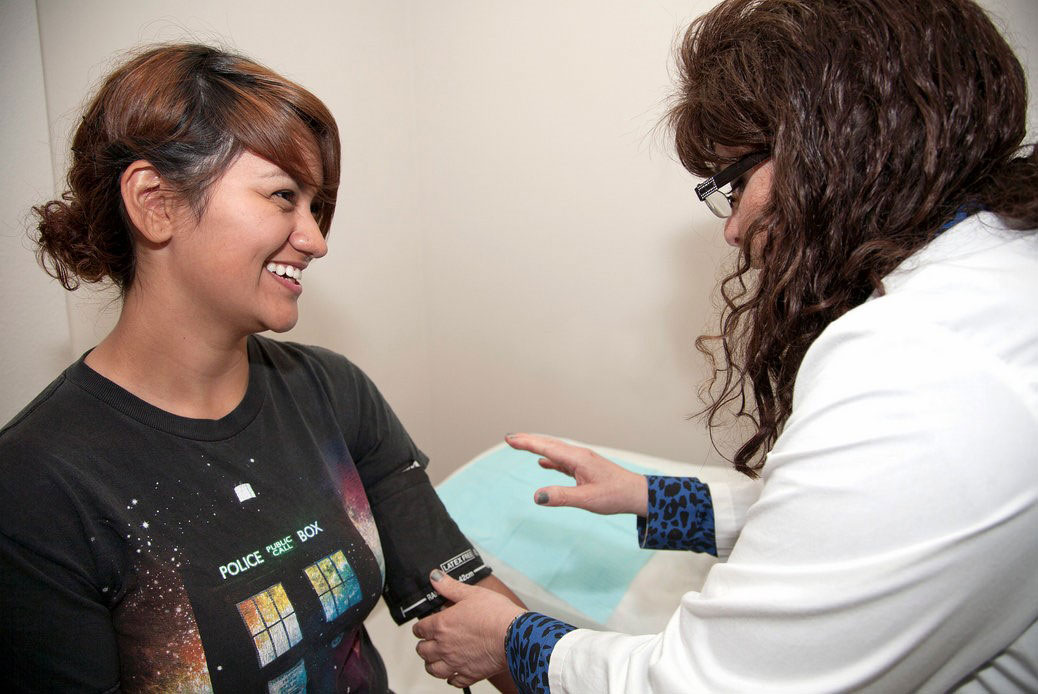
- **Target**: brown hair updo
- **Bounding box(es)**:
[669,0,1038,476]
[32,43,341,292]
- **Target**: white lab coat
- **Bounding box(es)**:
[549,213,1038,693]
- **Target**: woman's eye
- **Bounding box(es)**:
[729,178,747,200]
[273,190,296,204]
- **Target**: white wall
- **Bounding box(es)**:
[410,0,727,476]
[985,0,1038,136]
[0,0,73,422]
[3,0,1036,482]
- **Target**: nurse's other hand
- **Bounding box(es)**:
[413,571,525,689]
[505,433,649,517]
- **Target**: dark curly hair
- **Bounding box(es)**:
[669,0,1038,477]
[32,43,341,292]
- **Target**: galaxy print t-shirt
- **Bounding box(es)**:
[0,337,489,692]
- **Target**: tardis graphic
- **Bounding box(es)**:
[232,550,364,692]
[304,550,364,621]
[236,583,304,667]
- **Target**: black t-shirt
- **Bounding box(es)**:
[0,336,489,693]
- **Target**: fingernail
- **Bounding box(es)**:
[505,433,515,439]
[430,569,445,582]
[536,491,549,505]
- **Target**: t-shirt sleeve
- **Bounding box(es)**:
[324,353,491,624]
[366,465,492,624]
[0,445,122,691]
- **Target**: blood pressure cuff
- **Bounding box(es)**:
[366,464,491,624]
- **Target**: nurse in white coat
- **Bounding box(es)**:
[413,0,1038,691]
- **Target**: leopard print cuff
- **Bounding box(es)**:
[637,475,717,555]
[505,611,576,694]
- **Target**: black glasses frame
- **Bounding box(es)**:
[695,150,770,218]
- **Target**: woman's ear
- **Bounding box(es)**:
[120,160,176,244]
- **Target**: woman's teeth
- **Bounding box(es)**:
[266,263,302,282]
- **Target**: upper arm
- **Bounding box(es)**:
[327,357,492,623]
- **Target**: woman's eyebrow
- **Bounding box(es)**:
[259,169,295,182]
[259,168,322,193]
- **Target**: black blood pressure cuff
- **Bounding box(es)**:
[366,465,492,624]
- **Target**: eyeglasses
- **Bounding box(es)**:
[694,150,769,218]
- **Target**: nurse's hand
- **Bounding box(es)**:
[505,433,649,517]
[413,571,526,689]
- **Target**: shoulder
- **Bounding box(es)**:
[780,246,1037,484]
[0,375,100,548]
[796,301,1035,432]
[873,214,1038,367]
[1,371,70,441]
[0,370,89,478]
[799,214,1038,410]
[249,336,387,420]
[251,334,354,370]
[250,335,372,388]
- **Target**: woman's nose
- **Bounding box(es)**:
[723,215,741,247]
[293,210,328,258]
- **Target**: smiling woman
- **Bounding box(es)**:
[0,44,522,693]
[35,44,339,294]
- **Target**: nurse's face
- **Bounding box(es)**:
[715,145,774,259]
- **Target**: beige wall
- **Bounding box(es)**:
[408,1,730,478]
[3,0,1036,481]
[986,0,1038,137]
[0,1,73,421]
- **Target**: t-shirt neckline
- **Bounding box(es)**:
[65,335,267,441]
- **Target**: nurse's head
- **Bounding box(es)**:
[668,0,1037,475]
[33,43,340,293]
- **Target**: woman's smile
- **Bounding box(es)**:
[264,261,306,295]
[265,262,304,284]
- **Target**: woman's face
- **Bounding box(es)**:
[715,145,774,258]
[162,150,328,338]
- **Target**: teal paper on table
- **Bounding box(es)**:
[437,445,658,624]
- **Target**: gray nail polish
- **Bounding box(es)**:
[536,491,549,505]
[430,569,445,581]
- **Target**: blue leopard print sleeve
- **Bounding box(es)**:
[505,611,576,694]
[637,475,717,556]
